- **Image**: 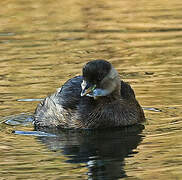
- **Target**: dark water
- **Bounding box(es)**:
[1,0,182,179]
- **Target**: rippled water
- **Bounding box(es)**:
[1,0,182,179]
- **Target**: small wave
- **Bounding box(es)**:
[12,130,56,137]
[2,113,34,126]
[17,98,44,102]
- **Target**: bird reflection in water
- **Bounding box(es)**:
[35,124,144,179]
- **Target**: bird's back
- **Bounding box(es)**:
[34,76,145,129]
[34,76,83,128]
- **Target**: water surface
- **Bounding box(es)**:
[1,0,182,179]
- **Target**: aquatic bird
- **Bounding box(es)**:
[34,60,145,129]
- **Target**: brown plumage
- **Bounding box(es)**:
[34,60,145,129]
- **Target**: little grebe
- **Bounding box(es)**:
[34,60,145,129]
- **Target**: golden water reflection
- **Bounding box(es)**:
[0,0,182,179]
